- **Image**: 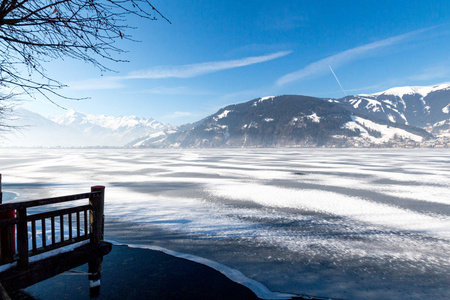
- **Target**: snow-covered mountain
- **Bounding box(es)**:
[131,95,431,148]
[1,108,88,147]
[1,108,171,147]
[52,109,166,132]
[337,83,450,129]
[50,109,169,146]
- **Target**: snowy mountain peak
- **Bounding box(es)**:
[373,83,450,98]
[51,110,167,131]
[52,109,86,126]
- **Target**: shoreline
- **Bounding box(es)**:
[20,244,317,300]
[114,242,297,300]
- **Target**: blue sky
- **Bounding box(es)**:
[22,0,450,125]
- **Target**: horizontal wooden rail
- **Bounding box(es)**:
[26,205,92,222]
[0,191,102,212]
[0,219,17,227]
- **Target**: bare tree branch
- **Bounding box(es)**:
[0,0,169,109]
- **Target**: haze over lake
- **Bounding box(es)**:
[1,148,449,299]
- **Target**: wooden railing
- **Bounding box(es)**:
[0,182,105,268]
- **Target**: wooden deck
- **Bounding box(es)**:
[0,174,111,296]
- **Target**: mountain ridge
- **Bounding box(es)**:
[132,94,436,148]
[2,82,449,148]
[2,108,171,147]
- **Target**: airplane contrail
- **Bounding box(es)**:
[329,65,347,96]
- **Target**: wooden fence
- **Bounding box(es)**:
[0,178,105,268]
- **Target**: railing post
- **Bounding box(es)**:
[89,186,105,245]
[16,208,29,267]
[0,174,16,263]
[0,211,16,264]
[89,186,105,297]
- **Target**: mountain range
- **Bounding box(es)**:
[131,83,449,148]
[2,83,449,148]
[2,109,171,147]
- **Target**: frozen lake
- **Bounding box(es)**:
[1,148,449,299]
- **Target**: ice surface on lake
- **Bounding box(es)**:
[2,191,18,202]
[1,148,449,299]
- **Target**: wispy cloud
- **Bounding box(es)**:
[276,28,430,86]
[67,51,292,91]
[126,51,292,79]
[133,86,213,96]
[225,44,292,58]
